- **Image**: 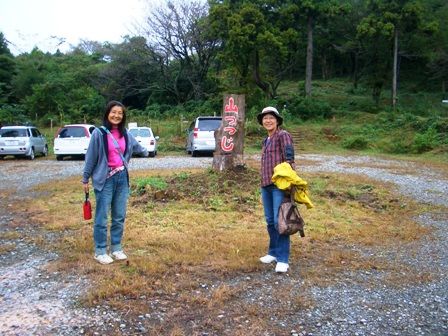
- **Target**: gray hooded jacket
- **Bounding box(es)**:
[82,127,147,191]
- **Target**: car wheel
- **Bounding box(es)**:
[192,150,198,157]
[28,148,35,160]
[42,145,48,157]
[56,155,64,161]
[0,155,4,160]
[149,151,155,158]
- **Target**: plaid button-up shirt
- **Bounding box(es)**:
[261,129,295,187]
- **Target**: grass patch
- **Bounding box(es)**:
[0,243,16,255]
[25,164,436,334]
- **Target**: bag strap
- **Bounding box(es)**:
[290,185,296,203]
[100,126,128,169]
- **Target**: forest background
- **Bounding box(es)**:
[0,0,447,159]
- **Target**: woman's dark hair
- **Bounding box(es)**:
[103,100,127,136]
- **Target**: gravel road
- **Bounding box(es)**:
[0,155,447,335]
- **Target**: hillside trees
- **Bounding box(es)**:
[1,0,448,126]
[11,49,104,124]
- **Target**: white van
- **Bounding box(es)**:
[186,116,222,157]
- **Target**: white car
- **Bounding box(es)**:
[53,124,96,161]
[186,116,222,157]
[0,125,48,160]
[128,127,159,157]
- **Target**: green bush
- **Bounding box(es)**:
[413,127,440,153]
[288,96,333,120]
[133,176,168,195]
[342,136,369,150]
[0,104,29,125]
[378,138,412,154]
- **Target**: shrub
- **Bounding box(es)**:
[413,127,440,153]
[378,138,413,154]
[0,104,29,125]
[288,96,333,120]
[342,136,369,150]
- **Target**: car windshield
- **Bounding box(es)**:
[198,119,222,131]
[59,127,86,138]
[130,129,151,137]
[0,129,28,137]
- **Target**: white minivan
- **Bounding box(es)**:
[186,116,222,157]
[53,124,96,160]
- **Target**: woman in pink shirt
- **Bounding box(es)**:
[82,101,147,265]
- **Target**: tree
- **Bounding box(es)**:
[0,32,16,104]
[93,37,161,109]
[209,0,299,99]
[357,0,436,108]
[282,0,347,97]
[140,0,219,102]
[11,48,104,124]
[425,0,448,93]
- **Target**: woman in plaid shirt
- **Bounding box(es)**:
[257,106,295,273]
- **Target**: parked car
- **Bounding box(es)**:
[53,124,96,161]
[186,116,222,157]
[0,125,48,160]
[128,126,159,157]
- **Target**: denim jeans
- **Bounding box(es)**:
[93,170,129,255]
[261,184,290,263]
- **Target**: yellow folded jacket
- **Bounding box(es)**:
[272,162,314,209]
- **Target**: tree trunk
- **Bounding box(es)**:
[212,94,246,171]
[253,50,271,98]
[321,54,328,80]
[373,81,383,106]
[392,28,399,111]
[351,52,359,89]
[305,15,313,97]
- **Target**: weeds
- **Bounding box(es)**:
[25,165,437,334]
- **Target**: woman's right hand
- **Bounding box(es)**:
[83,182,89,194]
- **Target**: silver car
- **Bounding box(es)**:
[0,126,48,160]
[186,116,222,157]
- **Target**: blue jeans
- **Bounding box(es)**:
[261,184,290,263]
[93,170,129,255]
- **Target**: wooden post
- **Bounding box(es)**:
[212,94,245,171]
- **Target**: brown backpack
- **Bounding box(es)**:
[278,187,305,237]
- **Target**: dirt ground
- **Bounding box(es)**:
[0,155,447,336]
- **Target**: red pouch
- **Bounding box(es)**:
[83,192,92,220]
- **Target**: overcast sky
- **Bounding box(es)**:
[0,0,157,55]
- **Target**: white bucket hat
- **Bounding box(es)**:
[257,106,283,126]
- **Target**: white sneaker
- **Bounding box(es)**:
[95,254,114,265]
[111,250,128,261]
[275,262,289,273]
[259,255,277,264]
